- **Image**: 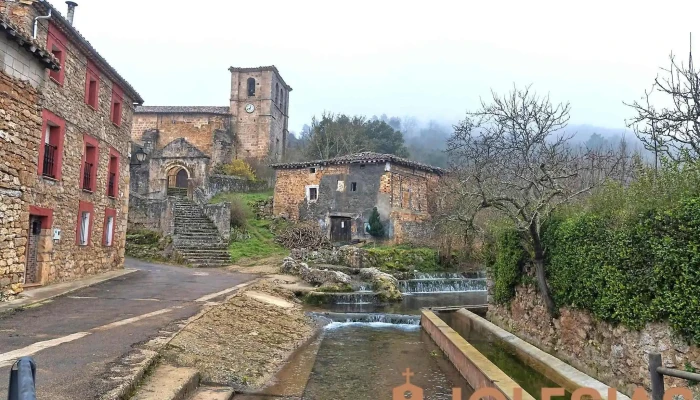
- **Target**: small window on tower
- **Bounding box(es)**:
[275,83,279,104]
[309,167,316,174]
[247,77,256,97]
[351,182,357,192]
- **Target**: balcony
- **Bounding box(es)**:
[108,172,116,197]
[42,144,57,179]
[82,162,93,191]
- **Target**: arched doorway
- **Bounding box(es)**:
[166,165,191,197]
[175,169,188,188]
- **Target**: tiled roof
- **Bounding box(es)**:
[0,17,59,70]
[135,106,231,115]
[35,1,144,104]
[271,152,445,175]
[229,65,292,91]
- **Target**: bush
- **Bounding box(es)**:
[485,228,527,304]
[214,159,257,181]
[368,207,384,237]
[229,197,248,229]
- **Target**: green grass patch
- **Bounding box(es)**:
[210,191,286,262]
[364,244,444,272]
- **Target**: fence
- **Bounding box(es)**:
[7,357,36,400]
[649,353,700,400]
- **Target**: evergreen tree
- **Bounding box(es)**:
[368,207,384,237]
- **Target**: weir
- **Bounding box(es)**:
[399,272,488,294]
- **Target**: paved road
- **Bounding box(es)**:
[0,258,254,399]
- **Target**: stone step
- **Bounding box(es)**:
[187,387,234,400]
[132,364,199,400]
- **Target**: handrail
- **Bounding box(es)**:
[649,353,698,400]
[7,357,36,400]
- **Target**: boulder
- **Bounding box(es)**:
[281,257,352,287]
[359,268,402,302]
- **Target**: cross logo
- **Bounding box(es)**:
[393,368,424,400]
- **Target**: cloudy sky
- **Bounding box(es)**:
[62,0,698,133]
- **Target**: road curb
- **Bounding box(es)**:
[0,268,138,315]
[103,278,261,400]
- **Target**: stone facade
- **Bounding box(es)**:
[488,286,700,398]
[272,152,443,243]
[0,1,142,292]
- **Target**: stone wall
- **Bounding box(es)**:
[0,4,137,288]
[488,286,700,398]
[0,32,46,88]
[0,67,41,292]
[193,188,230,241]
[131,113,232,166]
[207,174,269,199]
[127,195,169,232]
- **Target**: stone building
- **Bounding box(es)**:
[0,1,142,293]
[271,152,444,244]
[129,66,291,199]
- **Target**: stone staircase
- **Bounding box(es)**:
[172,197,231,268]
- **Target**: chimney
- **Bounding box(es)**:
[65,1,77,25]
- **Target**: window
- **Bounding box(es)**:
[103,208,116,246]
[80,135,99,192]
[247,77,256,96]
[280,88,284,110]
[47,23,66,85]
[76,201,94,246]
[306,185,319,202]
[85,61,99,109]
[351,182,357,192]
[275,83,279,104]
[309,167,316,174]
[111,85,124,126]
[39,110,65,180]
[107,148,120,197]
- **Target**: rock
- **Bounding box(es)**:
[281,257,351,286]
[359,268,401,302]
[611,344,624,359]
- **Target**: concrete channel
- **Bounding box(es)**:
[421,308,632,400]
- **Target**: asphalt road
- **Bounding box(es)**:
[0,258,254,399]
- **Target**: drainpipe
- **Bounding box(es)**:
[33,8,52,39]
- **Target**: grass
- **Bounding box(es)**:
[210,191,286,263]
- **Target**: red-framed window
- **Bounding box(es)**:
[85,60,100,109]
[80,135,99,192]
[38,110,66,180]
[29,206,53,229]
[103,208,116,247]
[111,84,124,126]
[47,22,67,85]
[107,147,120,197]
[76,201,94,246]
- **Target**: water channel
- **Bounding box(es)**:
[238,273,570,399]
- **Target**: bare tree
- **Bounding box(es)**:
[626,37,699,162]
[446,85,620,316]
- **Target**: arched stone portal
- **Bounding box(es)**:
[166,165,191,189]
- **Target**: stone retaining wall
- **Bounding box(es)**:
[488,286,700,397]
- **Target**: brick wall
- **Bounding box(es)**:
[0,65,41,290]
[0,36,46,88]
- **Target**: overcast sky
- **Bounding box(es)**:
[63,0,698,133]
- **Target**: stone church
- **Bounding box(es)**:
[129,66,291,198]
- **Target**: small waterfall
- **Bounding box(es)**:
[326,292,378,305]
[399,272,487,294]
[311,312,420,325]
[352,283,373,292]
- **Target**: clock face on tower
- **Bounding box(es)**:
[245,103,255,113]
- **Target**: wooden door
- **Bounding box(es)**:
[331,217,352,243]
[175,169,188,188]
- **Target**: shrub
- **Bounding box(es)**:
[485,228,527,304]
[539,166,700,344]
[229,197,248,229]
[215,159,257,181]
[368,207,384,237]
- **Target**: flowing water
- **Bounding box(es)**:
[399,272,488,294]
[439,311,572,400]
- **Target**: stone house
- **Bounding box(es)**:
[271,152,444,244]
[0,1,143,293]
[129,66,291,200]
